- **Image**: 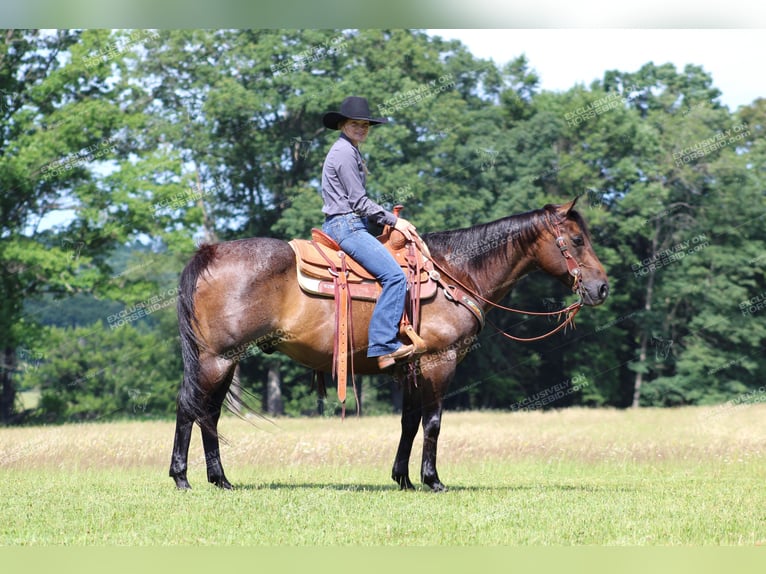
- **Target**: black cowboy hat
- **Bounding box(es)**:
[322,96,388,130]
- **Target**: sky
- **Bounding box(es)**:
[427,29,764,111]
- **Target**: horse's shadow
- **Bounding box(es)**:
[235,482,396,492]
[230,482,633,493]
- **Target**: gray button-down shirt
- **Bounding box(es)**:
[320,133,397,227]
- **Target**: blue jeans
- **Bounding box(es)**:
[323,213,407,357]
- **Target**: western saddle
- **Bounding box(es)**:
[287,209,436,415]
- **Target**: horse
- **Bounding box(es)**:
[169,197,609,491]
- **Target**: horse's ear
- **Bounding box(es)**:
[556,196,579,217]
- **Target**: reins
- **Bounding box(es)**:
[418,215,585,343]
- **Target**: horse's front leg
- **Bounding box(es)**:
[169,397,194,489]
[419,363,456,492]
[420,405,446,492]
[391,372,422,490]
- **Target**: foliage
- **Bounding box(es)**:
[2,29,764,424]
[18,319,181,423]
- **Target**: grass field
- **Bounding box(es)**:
[1,406,766,546]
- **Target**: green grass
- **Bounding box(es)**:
[2,407,766,545]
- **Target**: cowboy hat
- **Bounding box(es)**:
[322,96,388,130]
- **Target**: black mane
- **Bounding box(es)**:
[422,208,552,271]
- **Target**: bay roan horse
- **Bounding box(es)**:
[169,198,609,491]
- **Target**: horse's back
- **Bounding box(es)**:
[199,236,294,273]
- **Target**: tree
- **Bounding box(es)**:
[19,320,181,422]
[1,29,193,423]
[1,29,120,422]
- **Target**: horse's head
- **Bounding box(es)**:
[537,197,609,306]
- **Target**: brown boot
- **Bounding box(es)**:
[376,343,415,370]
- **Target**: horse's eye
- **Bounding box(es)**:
[572,235,584,247]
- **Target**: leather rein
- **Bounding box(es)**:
[421,216,585,343]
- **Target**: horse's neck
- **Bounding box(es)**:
[475,250,537,305]
[432,216,541,305]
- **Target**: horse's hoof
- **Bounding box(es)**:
[210,476,233,490]
[430,483,448,493]
[173,477,192,490]
[392,473,415,490]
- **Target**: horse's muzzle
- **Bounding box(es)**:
[581,280,609,306]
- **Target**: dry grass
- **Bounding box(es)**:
[2,405,764,473]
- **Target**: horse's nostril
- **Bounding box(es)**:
[599,283,609,299]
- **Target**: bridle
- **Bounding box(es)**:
[425,214,586,343]
[552,218,585,299]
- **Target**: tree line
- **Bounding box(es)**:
[2,29,764,424]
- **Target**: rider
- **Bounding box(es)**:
[320,96,419,369]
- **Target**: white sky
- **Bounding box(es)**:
[428,29,764,111]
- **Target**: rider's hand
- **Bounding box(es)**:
[394,217,418,241]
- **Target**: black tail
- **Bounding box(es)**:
[176,243,218,426]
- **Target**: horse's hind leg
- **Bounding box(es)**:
[169,356,236,490]
[391,376,422,490]
[170,353,207,489]
[201,362,237,489]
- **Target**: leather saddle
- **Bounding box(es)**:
[288,227,438,301]
[287,216,436,415]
